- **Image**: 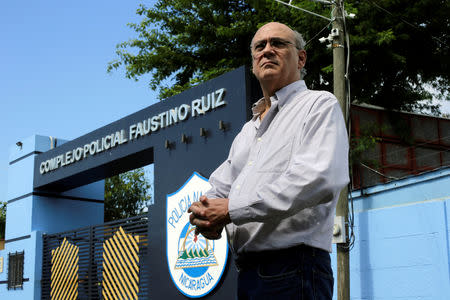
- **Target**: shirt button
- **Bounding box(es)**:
[248,161,253,166]
[257,138,262,142]
[236,185,240,190]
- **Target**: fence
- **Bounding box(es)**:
[41,214,149,300]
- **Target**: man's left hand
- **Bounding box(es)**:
[188,196,231,237]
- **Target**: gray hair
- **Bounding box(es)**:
[292,29,307,78]
[292,30,306,50]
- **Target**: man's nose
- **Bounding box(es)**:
[261,43,276,57]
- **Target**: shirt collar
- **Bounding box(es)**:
[251,80,307,119]
[274,80,307,109]
[251,95,278,119]
[251,80,305,130]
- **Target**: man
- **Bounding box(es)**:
[188,22,349,299]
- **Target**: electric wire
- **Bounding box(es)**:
[357,148,450,190]
[302,0,333,4]
[367,0,449,50]
[362,146,450,172]
[359,162,450,188]
[360,162,399,180]
[342,178,355,251]
[340,0,355,251]
[355,135,450,163]
[271,0,356,251]
[305,21,333,47]
[301,0,450,250]
[354,139,450,247]
[351,0,449,182]
[267,0,449,252]
[341,2,352,131]
[273,0,332,21]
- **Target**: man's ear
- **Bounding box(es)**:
[298,50,307,70]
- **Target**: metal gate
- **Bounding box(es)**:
[41,214,149,300]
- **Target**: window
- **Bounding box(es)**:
[7,251,24,290]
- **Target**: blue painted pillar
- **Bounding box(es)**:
[0,135,104,300]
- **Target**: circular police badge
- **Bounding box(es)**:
[166,172,228,298]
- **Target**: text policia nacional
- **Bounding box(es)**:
[39,88,226,175]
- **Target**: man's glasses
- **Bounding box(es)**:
[252,38,298,58]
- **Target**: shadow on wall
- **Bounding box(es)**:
[358,212,374,298]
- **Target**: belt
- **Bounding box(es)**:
[234,244,328,272]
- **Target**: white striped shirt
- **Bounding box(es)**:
[206,80,349,254]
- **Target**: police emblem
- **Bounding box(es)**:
[166,172,228,298]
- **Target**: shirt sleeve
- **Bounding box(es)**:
[228,96,350,225]
[204,131,243,199]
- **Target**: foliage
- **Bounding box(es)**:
[347,0,449,112]
[104,168,151,222]
[0,202,6,240]
[350,124,383,171]
[108,0,449,113]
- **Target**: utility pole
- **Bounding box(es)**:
[332,1,350,300]
[273,1,351,299]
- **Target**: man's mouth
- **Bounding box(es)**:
[261,61,278,68]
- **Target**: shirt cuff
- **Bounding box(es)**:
[228,194,252,226]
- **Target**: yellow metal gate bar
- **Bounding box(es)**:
[50,238,79,300]
[102,226,140,300]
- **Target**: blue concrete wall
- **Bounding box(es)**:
[0,135,104,299]
[332,168,450,300]
[0,231,42,300]
[351,168,449,213]
[32,182,104,234]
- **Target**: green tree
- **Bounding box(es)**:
[0,202,6,240]
[108,0,449,112]
[104,168,151,222]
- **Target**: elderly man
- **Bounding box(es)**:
[188,22,349,299]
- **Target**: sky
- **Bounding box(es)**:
[0,1,159,202]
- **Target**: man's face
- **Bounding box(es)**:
[251,23,306,92]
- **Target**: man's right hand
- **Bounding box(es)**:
[197,227,223,240]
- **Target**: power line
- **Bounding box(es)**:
[341,0,355,254]
[369,147,450,170]
[354,133,450,189]
[357,146,450,190]
[341,180,355,251]
[367,0,449,50]
[340,1,352,138]
[273,0,332,21]
[360,162,399,180]
[358,162,450,189]
[354,134,450,163]
[305,21,333,47]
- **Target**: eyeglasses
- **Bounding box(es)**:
[252,37,298,57]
